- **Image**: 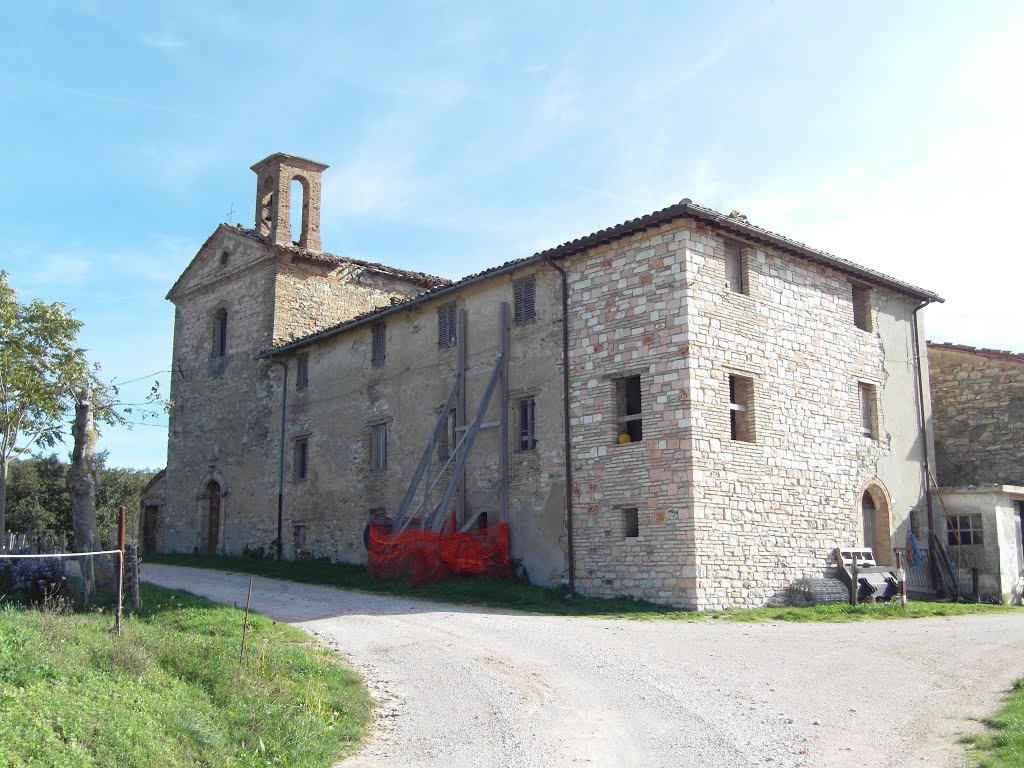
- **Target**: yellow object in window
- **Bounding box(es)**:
[618,433,632,444]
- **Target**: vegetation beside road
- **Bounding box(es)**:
[969,679,1024,768]
[0,583,371,767]
[147,553,1021,622]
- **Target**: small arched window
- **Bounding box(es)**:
[212,308,228,358]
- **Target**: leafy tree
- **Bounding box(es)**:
[0,271,90,535]
[4,455,72,538]
[4,453,153,543]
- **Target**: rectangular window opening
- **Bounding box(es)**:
[724,240,746,294]
[622,508,639,539]
[438,302,457,348]
[438,408,457,461]
[372,323,386,366]
[296,353,309,390]
[852,284,872,331]
[293,438,308,481]
[516,397,536,452]
[729,374,755,442]
[615,375,643,443]
[513,274,536,323]
[859,382,878,439]
[293,523,307,554]
[947,513,983,546]
[371,423,388,471]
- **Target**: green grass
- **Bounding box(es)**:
[147,553,1022,622]
[0,583,372,767]
[969,679,1024,768]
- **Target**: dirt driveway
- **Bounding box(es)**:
[141,564,1023,768]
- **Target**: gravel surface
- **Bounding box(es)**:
[141,564,1024,768]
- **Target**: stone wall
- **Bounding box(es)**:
[928,343,1024,486]
[164,228,437,558]
[274,266,568,585]
[566,218,933,608]
[273,258,433,345]
[164,200,936,609]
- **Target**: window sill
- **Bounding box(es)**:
[208,356,228,377]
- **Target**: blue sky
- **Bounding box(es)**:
[2,1,1022,469]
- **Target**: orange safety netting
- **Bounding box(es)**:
[367,522,511,583]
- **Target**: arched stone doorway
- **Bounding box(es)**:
[206,480,221,555]
[860,481,892,565]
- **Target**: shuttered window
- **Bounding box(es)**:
[438,301,457,347]
[371,323,386,366]
[513,275,536,323]
[296,353,309,390]
[293,438,308,481]
[371,424,388,471]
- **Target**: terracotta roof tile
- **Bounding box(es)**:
[264,199,943,357]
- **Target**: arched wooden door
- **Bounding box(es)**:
[207,481,221,555]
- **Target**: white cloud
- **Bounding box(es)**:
[138,32,187,50]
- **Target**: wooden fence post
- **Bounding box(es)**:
[851,556,859,607]
[129,540,141,609]
[115,506,125,637]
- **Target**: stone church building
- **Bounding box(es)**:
[155,152,943,609]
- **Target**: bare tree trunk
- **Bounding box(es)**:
[0,456,8,540]
[67,389,111,600]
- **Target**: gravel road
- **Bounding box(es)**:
[141,564,1023,768]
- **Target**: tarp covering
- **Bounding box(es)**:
[367,522,511,583]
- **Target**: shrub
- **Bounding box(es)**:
[11,556,67,605]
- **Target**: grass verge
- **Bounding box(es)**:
[0,583,371,768]
[147,553,1021,622]
[969,679,1024,768]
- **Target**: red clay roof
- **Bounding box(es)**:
[233,227,450,288]
[264,199,943,357]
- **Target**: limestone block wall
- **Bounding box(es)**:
[273,266,568,586]
[565,218,932,608]
[273,259,431,345]
[684,224,928,608]
[929,344,1024,486]
[566,223,698,606]
[164,233,281,555]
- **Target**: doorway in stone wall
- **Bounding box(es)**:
[861,483,892,565]
[142,504,158,554]
[207,481,221,555]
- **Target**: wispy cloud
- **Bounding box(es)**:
[138,31,187,50]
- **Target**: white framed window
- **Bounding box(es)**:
[947,513,983,546]
[729,374,755,442]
